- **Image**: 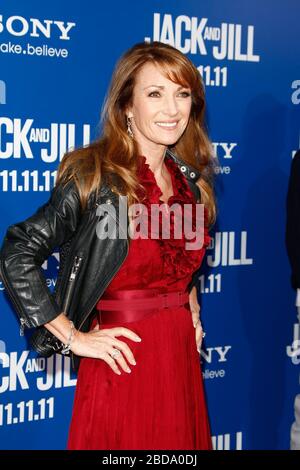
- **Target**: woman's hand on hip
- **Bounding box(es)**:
[194,319,204,353]
[70,324,142,375]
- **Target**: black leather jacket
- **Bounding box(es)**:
[0,149,202,371]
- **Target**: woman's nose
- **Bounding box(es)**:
[162,96,179,116]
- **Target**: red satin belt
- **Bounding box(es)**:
[96,288,190,324]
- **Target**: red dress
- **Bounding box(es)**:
[67,154,212,450]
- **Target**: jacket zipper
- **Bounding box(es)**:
[57,253,83,359]
[20,317,30,336]
[62,254,84,314]
[0,259,32,335]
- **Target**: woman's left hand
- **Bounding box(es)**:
[189,286,204,353]
[194,320,204,353]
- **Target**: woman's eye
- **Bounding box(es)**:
[148,91,191,98]
[148,91,160,97]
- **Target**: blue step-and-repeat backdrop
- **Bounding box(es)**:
[0,0,299,450]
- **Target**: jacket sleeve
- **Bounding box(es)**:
[187,192,211,293]
[285,150,300,290]
[186,179,202,293]
[0,179,82,330]
[187,268,200,293]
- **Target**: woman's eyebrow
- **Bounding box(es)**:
[143,85,190,90]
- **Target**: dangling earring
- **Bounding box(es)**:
[127,116,134,138]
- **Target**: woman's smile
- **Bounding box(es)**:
[155,120,179,130]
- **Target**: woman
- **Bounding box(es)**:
[0,41,216,450]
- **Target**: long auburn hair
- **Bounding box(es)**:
[56,41,217,227]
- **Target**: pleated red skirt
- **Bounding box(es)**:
[67,303,212,450]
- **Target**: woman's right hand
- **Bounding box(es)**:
[70,324,142,375]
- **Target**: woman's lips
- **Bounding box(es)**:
[155,121,179,130]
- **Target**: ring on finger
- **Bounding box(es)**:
[110,348,121,359]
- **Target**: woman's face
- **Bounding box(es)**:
[127,62,192,154]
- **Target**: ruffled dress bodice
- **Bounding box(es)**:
[104,154,211,295]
